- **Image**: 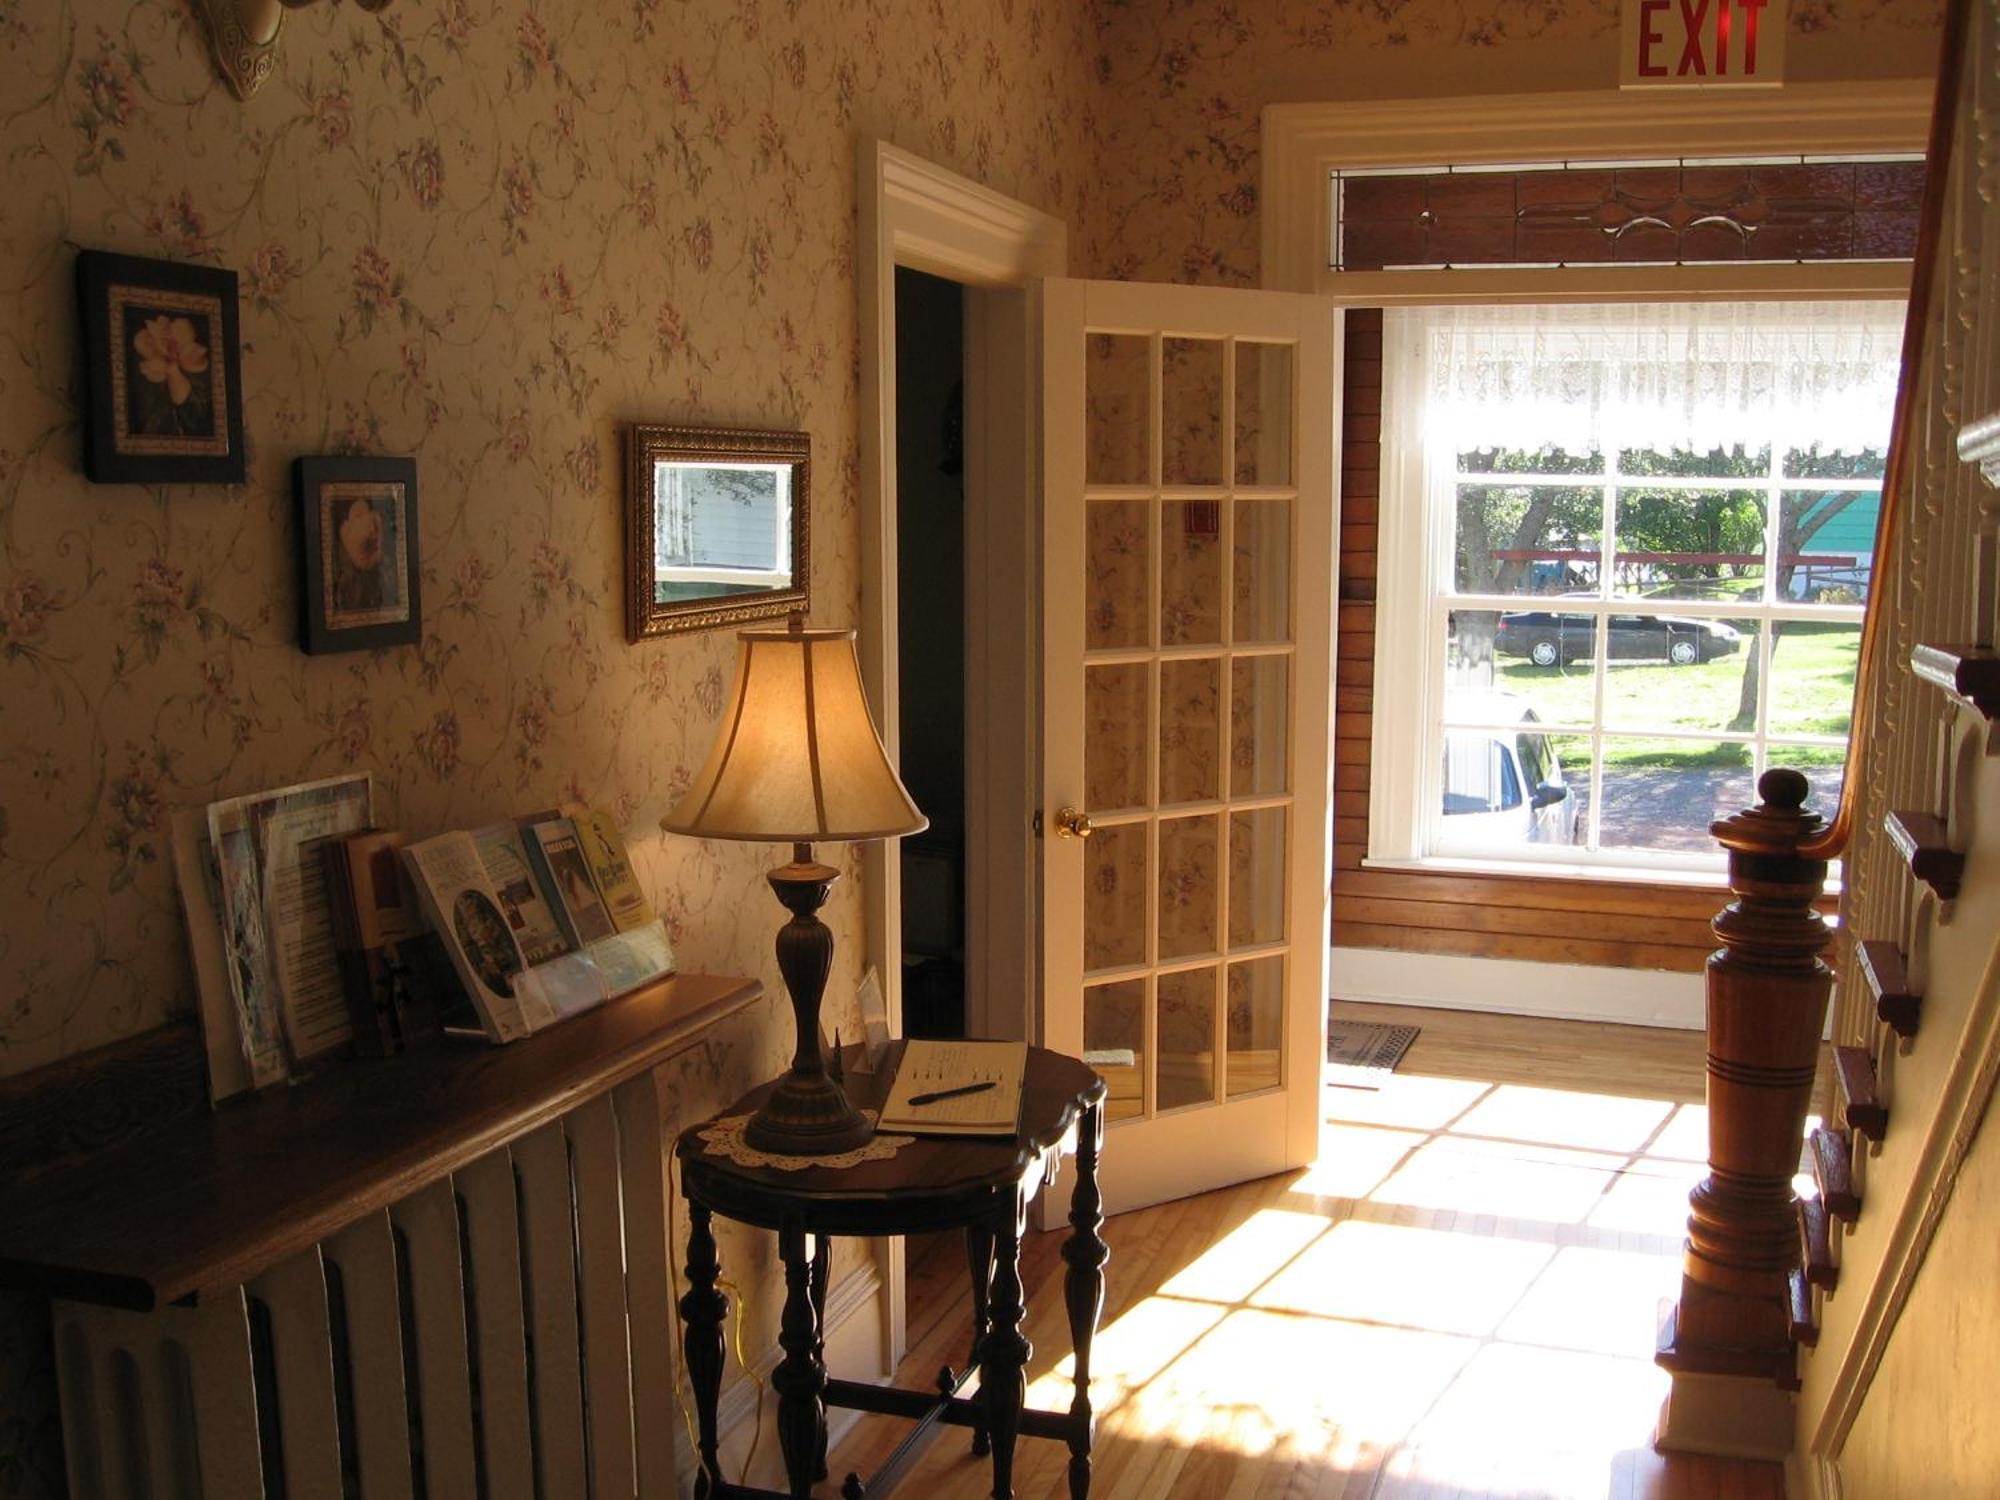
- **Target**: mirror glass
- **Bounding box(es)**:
[653,461,795,603]
[626,425,809,639]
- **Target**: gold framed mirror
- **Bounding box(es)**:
[625,424,810,641]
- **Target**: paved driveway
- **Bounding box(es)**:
[1589,765,1845,853]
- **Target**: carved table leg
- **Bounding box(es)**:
[966,1223,995,1456]
[979,1189,1031,1500]
[1062,1102,1108,1500]
[679,1201,728,1500]
[773,1220,827,1498]
[811,1231,832,1482]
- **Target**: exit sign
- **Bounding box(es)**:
[1621,0,1787,88]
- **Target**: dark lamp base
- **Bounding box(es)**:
[746,848,876,1156]
[744,1069,874,1155]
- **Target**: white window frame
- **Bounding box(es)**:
[1255,80,1929,884]
[1371,305,1881,878]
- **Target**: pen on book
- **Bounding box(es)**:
[906,1080,998,1107]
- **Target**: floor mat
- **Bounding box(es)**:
[1326,1018,1420,1090]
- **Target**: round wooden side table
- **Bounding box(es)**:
[675,1044,1107,1500]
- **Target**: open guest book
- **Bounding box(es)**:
[877,1040,1028,1136]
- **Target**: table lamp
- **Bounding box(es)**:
[662,619,926,1154]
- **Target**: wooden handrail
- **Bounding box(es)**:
[1800,0,1971,860]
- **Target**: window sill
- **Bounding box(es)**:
[1360,854,1843,897]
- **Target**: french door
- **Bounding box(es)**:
[1040,279,1339,1217]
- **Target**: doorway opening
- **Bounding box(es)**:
[895,267,969,1044]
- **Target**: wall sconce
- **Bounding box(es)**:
[196,0,394,101]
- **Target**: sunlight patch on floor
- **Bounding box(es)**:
[1031,1064,1711,1495]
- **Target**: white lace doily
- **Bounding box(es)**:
[696,1112,917,1171]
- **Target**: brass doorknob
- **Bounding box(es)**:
[1054,806,1096,840]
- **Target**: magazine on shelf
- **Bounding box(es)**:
[200,774,374,1091]
[400,832,550,1043]
[473,822,576,966]
[323,830,438,1056]
[524,817,618,945]
[566,806,657,933]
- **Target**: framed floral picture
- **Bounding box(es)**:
[76,249,246,484]
[295,455,422,654]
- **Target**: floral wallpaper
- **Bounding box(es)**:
[0,0,1092,1492]
[1082,0,1947,287]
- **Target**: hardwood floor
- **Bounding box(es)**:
[827,1005,1792,1500]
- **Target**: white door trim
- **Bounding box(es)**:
[856,137,1066,1369]
[1259,80,1933,298]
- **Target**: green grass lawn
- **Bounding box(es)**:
[1493,621,1857,769]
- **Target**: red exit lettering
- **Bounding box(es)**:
[1629,0,1774,86]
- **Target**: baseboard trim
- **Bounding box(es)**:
[685,1261,889,1490]
[1331,945,1707,1030]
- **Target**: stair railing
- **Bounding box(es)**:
[1653,0,1972,1459]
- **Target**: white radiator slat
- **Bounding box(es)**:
[613,1070,681,1497]
[514,1122,592,1496]
[181,1291,268,1500]
[455,1151,537,1500]
[389,1178,480,1500]
[52,1085,690,1499]
[568,1095,639,1498]
[53,1296,265,1500]
[248,1249,344,1500]
[323,1211,415,1500]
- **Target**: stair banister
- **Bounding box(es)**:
[1653,0,1971,1460]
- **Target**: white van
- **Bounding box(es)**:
[1440,691,1580,847]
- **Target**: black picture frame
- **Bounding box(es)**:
[295,455,422,655]
[76,249,246,484]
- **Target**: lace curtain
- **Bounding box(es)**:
[1416,300,1907,457]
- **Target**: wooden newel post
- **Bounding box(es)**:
[1656,767,1832,1459]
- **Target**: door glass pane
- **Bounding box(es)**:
[1163,337,1225,486]
[1233,500,1291,644]
[1767,621,1859,738]
[1086,333,1150,486]
[1086,663,1150,811]
[1157,814,1219,960]
[1085,978,1146,1122]
[1234,342,1293,487]
[1157,966,1217,1111]
[1160,658,1221,805]
[1162,501,1223,646]
[1230,655,1290,797]
[1087,499,1151,650]
[1084,822,1147,972]
[1228,808,1286,948]
[1227,956,1284,1098]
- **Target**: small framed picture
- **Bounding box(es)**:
[295,455,422,654]
[76,249,246,484]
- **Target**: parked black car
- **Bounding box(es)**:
[1493,611,1743,667]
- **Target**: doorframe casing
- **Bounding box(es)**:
[856,138,1066,1365]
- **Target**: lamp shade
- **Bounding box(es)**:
[661,625,927,844]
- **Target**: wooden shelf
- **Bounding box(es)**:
[1833,1045,1888,1142]
[1885,809,1965,901]
[1857,939,1922,1039]
[0,973,760,1311]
